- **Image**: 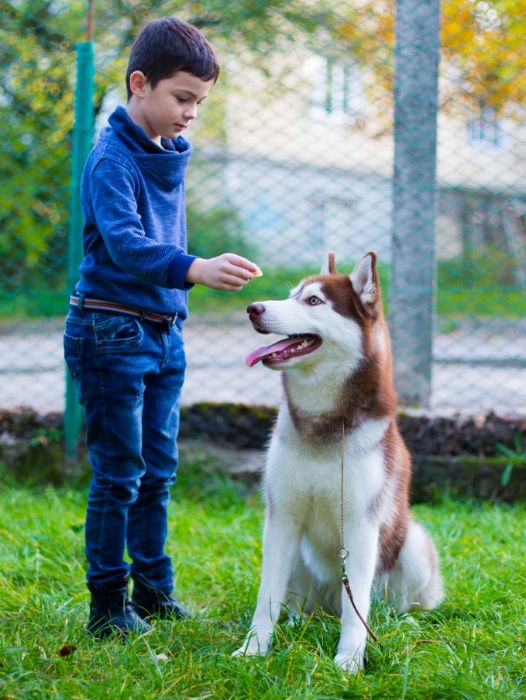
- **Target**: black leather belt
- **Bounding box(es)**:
[69,295,179,325]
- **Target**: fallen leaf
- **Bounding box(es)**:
[59,645,77,657]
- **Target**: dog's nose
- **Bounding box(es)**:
[247,302,265,317]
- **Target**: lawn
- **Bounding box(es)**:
[188,262,526,320]
[0,445,525,699]
[1,258,525,322]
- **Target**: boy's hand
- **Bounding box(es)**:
[186,253,262,291]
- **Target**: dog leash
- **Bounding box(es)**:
[339,418,378,642]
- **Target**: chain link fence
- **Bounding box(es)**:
[1,1,525,422]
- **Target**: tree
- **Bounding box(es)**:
[336,0,526,117]
[2,0,525,297]
[0,0,337,292]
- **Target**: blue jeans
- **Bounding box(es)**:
[64,305,186,592]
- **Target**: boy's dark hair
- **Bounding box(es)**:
[126,16,220,99]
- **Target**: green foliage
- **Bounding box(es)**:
[189,256,526,319]
[0,2,79,295]
[2,2,525,325]
[436,248,526,318]
[189,260,391,315]
[496,433,526,487]
[438,246,524,288]
[337,0,526,117]
[0,287,66,320]
[1,253,523,321]
[0,250,523,321]
[0,455,525,698]
[0,0,332,294]
[187,202,257,261]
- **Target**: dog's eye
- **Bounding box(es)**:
[307,295,322,306]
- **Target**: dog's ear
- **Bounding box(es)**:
[320,251,337,275]
[350,252,378,310]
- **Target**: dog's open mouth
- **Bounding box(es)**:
[245,334,322,367]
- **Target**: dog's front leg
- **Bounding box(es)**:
[232,509,301,657]
[334,521,379,673]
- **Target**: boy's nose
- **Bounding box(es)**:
[184,105,198,120]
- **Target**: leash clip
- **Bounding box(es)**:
[338,546,349,574]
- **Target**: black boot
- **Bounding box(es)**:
[87,582,152,639]
[132,580,192,620]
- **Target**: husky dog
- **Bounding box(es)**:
[233,251,443,673]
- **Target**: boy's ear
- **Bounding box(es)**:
[129,70,148,98]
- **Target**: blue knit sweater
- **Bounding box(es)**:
[74,106,197,318]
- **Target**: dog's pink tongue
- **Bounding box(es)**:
[245,338,298,367]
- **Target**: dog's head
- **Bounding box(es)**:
[245,251,384,371]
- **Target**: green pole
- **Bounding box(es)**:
[65,41,94,460]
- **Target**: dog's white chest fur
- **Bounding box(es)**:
[267,406,387,511]
[264,407,388,580]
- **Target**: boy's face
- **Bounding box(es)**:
[128,70,215,144]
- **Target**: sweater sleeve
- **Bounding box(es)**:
[89,158,196,289]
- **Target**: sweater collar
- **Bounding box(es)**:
[104,106,192,190]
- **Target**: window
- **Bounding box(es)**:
[467,106,505,149]
[304,56,364,125]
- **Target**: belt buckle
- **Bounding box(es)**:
[165,313,177,326]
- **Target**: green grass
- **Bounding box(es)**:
[190,262,526,320]
[1,257,525,322]
[0,448,525,699]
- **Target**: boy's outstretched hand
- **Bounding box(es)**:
[186,253,263,291]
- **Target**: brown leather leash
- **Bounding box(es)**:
[339,418,379,642]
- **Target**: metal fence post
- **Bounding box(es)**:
[389,0,441,407]
[65,40,94,459]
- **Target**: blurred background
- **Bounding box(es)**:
[1,0,525,426]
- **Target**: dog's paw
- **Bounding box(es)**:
[333,650,364,674]
[231,637,269,658]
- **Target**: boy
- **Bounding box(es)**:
[64,16,261,638]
